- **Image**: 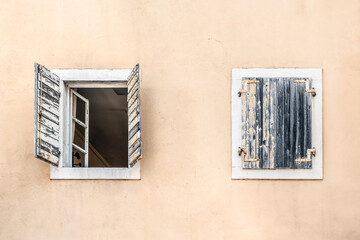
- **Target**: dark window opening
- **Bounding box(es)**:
[72,88,128,167]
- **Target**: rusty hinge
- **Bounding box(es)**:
[238,79,260,97]
[295,148,316,162]
[293,79,316,97]
[238,147,260,162]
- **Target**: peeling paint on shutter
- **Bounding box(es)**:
[127,64,142,167]
[34,63,61,166]
[241,78,312,169]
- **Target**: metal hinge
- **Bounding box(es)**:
[238,79,260,97]
[293,79,316,97]
[238,147,260,162]
[295,148,316,162]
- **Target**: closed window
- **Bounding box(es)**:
[232,69,322,179]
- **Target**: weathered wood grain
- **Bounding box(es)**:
[39,117,59,133]
[269,78,277,169]
[127,64,142,167]
[261,78,270,169]
[128,105,140,123]
[38,124,59,139]
[129,120,140,139]
[243,78,263,168]
[241,77,312,169]
[129,147,141,167]
[275,78,285,168]
[293,78,312,168]
[127,82,139,101]
[34,63,60,166]
[128,99,140,115]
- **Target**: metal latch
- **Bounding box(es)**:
[295,148,316,162]
[293,79,316,97]
[238,79,260,97]
[238,147,260,162]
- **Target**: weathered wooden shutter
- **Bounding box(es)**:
[34,63,61,166]
[241,78,312,169]
[127,64,142,167]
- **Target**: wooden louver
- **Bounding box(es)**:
[127,64,142,167]
[241,77,313,169]
[34,63,61,166]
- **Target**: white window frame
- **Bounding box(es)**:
[232,68,322,179]
[70,90,90,167]
[50,69,140,180]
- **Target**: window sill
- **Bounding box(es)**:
[232,166,323,180]
[50,162,140,180]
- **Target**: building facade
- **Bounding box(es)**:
[1,0,360,239]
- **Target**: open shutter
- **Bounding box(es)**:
[127,64,142,167]
[241,77,312,169]
[34,63,61,166]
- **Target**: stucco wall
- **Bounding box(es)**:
[1,0,360,239]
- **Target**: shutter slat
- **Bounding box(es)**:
[128,96,139,113]
[283,79,291,168]
[38,132,58,149]
[39,99,59,118]
[129,132,140,148]
[262,78,271,168]
[39,75,59,91]
[129,139,141,156]
[38,88,60,106]
[127,82,139,101]
[39,106,59,124]
[34,63,61,166]
[243,78,263,169]
[128,99,140,115]
[127,64,142,167]
[275,78,285,168]
[129,122,140,140]
[39,117,59,133]
[129,115,140,129]
[293,78,312,169]
[128,89,139,108]
[38,66,60,86]
[128,109,139,124]
[38,140,60,157]
[269,79,277,169]
[255,81,263,168]
[128,74,138,93]
[38,82,60,100]
[37,149,59,165]
[38,95,59,109]
[38,124,59,139]
[294,81,302,167]
[129,148,141,167]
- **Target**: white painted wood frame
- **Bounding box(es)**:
[50,69,140,180]
[232,68,322,179]
[70,90,89,167]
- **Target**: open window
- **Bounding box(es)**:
[34,63,142,179]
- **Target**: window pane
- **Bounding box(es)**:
[72,93,86,124]
[72,147,85,167]
[72,121,86,149]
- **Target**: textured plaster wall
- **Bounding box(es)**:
[1,0,360,239]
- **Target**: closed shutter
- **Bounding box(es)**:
[34,63,61,166]
[127,64,142,167]
[241,78,312,169]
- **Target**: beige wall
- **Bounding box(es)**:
[1,0,360,239]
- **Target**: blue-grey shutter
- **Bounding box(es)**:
[241,78,312,169]
[34,63,61,166]
[127,64,142,167]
